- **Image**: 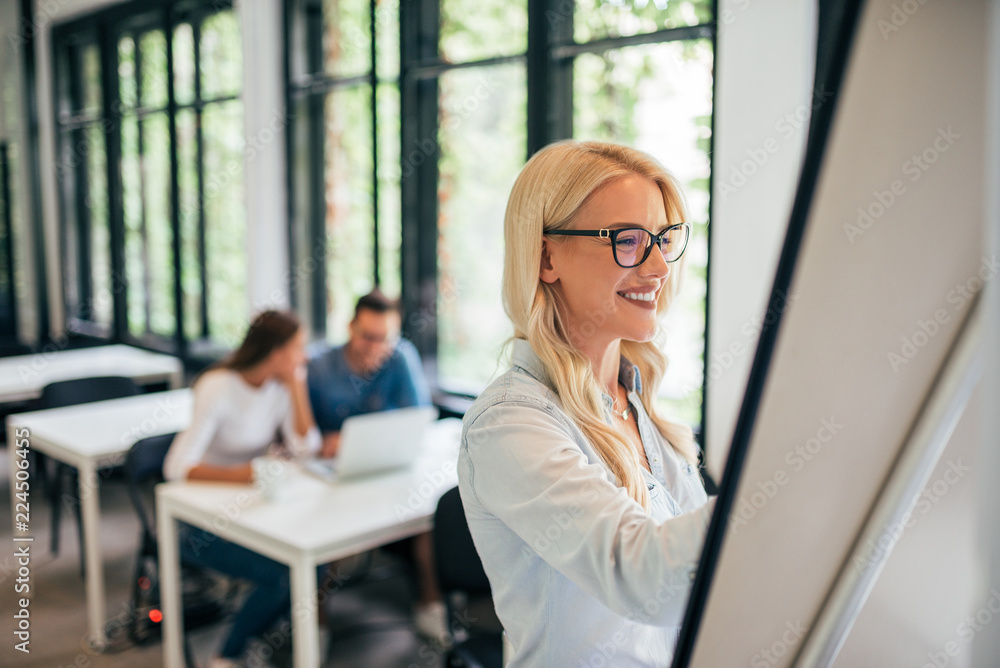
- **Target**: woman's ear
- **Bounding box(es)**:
[539,238,559,284]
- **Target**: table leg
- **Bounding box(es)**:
[78,463,107,651]
[290,559,320,668]
[157,498,184,668]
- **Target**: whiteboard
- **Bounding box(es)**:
[675,0,990,666]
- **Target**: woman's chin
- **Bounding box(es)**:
[620,323,658,344]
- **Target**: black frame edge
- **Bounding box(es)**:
[670,1,867,665]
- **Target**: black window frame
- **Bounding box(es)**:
[51,0,244,363]
[285,0,717,437]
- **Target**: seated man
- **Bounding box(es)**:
[307,289,448,643]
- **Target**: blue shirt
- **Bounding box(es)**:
[459,339,712,667]
[307,338,431,433]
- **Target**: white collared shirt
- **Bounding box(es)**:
[459,339,713,667]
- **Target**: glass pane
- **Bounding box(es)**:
[200,10,243,100]
[82,44,102,113]
[173,22,195,106]
[141,113,176,337]
[437,64,525,390]
[324,85,374,339]
[176,108,203,341]
[121,112,147,336]
[84,124,112,327]
[375,0,399,80]
[574,40,713,426]
[376,83,400,299]
[139,30,168,109]
[323,0,371,78]
[440,0,527,62]
[574,0,712,43]
[118,36,137,110]
[202,100,247,346]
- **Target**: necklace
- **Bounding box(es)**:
[612,395,630,421]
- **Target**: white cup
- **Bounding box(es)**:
[251,456,293,502]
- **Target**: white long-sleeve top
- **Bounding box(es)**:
[459,339,713,667]
[163,368,321,481]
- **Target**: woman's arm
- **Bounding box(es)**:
[286,370,317,437]
[281,368,322,457]
[163,373,229,481]
[461,401,713,627]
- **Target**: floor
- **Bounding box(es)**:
[0,445,472,668]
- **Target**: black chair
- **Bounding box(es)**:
[125,432,222,667]
[34,375,141,576]
[433,486,503,668]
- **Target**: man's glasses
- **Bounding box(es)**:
[545,223,690,269]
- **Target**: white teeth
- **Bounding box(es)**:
[621,292,655,302]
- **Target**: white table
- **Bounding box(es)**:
[156,419,462,668]
[0,344,183,403]
[5,389,193,649]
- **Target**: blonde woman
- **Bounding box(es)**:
[458,141,715,666]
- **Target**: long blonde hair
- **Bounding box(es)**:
[502,140,698,511]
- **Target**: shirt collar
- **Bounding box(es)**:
[510,338,643,397]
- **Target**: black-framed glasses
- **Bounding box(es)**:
[545,223,690,268]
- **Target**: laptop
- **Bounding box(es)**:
[305,405,437,481]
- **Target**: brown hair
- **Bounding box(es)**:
[220,310,301,372]
[353,289,399,320]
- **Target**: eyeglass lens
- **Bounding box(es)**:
[613,227,687,267]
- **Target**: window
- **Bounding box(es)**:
[53,0,246,355]
[287,0,401,341]
[571,24,713,427]
[288,0,714,429]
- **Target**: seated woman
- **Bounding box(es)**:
[459,140,715,666]
[164,310,320,668]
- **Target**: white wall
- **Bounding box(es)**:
[706,0,818,478]
[237,0,290,314]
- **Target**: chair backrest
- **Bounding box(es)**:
[433,486,492,597]
[36,375,141,410]
[125,432,177,545]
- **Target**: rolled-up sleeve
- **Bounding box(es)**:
[463,401,713,627]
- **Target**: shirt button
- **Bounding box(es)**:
[689,570,697,582]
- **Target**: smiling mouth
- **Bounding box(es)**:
[617,290,657,303]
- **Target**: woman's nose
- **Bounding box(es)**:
[639,239,670,278]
